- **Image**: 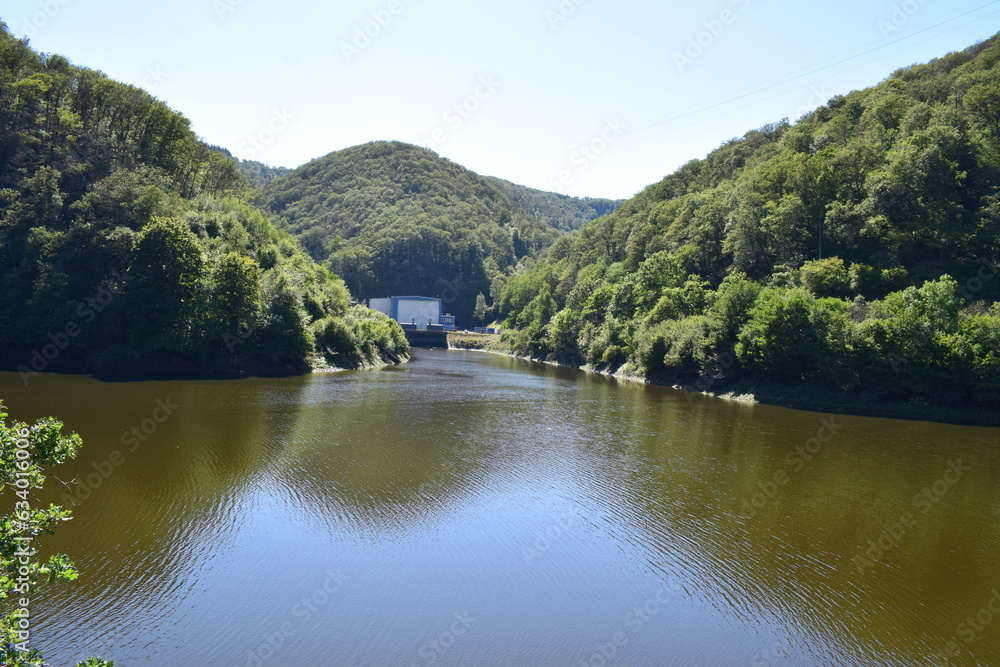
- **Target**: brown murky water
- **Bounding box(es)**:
[3,349,999,665]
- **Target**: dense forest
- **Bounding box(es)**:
[4,12,1000,410]
[497,35,1000,410]
[0,23,408,377]
[258,142,621,324]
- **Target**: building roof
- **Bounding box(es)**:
[391,296,442,302]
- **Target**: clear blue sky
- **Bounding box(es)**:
[3,0,999,198]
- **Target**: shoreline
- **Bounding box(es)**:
[446,341,1000,428]
[0,344,408,383]
[4,335,994,428]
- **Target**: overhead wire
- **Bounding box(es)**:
[615,2,1000,151]
[515,0,1000,166]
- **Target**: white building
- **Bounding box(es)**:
[368,296,443,331]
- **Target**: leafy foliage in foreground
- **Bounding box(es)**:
[496,35,1000,407]
[0,24,406,371]
[259,141,622,324]
[0,404,112,666]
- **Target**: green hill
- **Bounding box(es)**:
[481,176,623,232]
[209,145,292,188]
[0,24,407,377]
[497,35,1000,414]
[258,141,620,324]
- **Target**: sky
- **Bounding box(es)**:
[3,0,1000,199]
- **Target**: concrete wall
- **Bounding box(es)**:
[368,298,392,315]
[404,330,448,348]
[395,298,441,331]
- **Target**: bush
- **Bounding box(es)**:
[853,276,962,397]
[800,257,852,298]
[736,288,822,382]
[702,272,761,352]
[585,318,631,369]
[546,308,583,365]
[635,321,672,374]
[310,316,356,355]
[344,306,409,358]
[635,316,707,376]
[957,312,1000,403]
[850,263,910,298]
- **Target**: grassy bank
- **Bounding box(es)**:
[447,332,512,354]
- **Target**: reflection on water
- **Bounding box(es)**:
[1,349,998,665]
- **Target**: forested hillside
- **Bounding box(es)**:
[498,35,1000,410]
[259,142,620,324]
[209,145,291,188]
[0,24,407,377]
[481,176,623,232]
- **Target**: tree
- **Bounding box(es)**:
[258,270,313,361]
[210,252,263,348]
[546,308,582,365]
[964,79,1000,139]
[1,167,65,265]
[474,292,489,327]
[0,28,409,375]
[800,257,852,298]
[489,36,1000,408]
[0,403,113,666]
[855,276,962,397]
[126,217,205,349]
[735,288,822,381]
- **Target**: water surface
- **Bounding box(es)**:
[3,349,999,665]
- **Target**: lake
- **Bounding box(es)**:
[4,349,999,665]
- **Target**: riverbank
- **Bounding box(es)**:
[448,336,1000,428]
[0,344,407,382]
[710,378,1000,428]
[446,332,510,353]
